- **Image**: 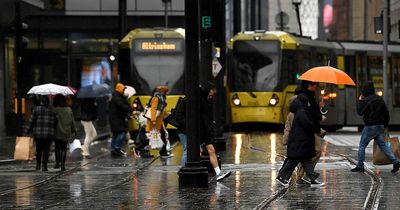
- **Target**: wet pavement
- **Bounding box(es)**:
[1,129,400,209]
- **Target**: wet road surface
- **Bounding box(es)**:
[1,130,400,209]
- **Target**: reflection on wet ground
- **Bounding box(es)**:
[0,132,399,209]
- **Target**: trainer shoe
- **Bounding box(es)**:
[350,167,365,172]
[391,162,400,173]
[296,178,309,186]
[217,170,232,181]
[310,179,325,187]
[276,176,289,187]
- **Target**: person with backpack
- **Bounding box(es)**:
[145,85,172,157]
[351,81,400,173]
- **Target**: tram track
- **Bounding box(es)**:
[36,142,178,209]
[0,141,179,206]
[248,144,382,210]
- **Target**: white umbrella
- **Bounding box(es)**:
[124,85,136,98]
[27,83,75,95]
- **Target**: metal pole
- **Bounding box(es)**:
[118,0,127,40]
[164,1,168,28]
[383,0,388,104]
[233,0,241,34]
[295,4,302,36]
[178,0,208,188]
[15,1,23,136]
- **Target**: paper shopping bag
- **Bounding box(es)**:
[147,130,163,149]
[14,136,36,160]
[373,136,400,165]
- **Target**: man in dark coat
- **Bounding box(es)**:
[277,93,320,187]
[109,83,134,157]
[351,81,400,173]
[200,81,231,181]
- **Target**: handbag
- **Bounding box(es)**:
[143,106,151,120]
[373,133,400,165]
[14,136,36,160]
[147,129,163,149]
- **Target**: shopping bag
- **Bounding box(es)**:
[14,136,36,160]
[373,136,400,165]
[69,139,82,157]
[147,129,163,149]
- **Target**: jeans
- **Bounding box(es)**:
[111,132,126,152]
[357,125,399,168]
[178,133,187,166]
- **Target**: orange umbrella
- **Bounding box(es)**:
[299,66,356,86]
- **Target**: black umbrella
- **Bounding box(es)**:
[76,83,111,98]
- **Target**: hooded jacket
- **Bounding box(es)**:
[357,81,389,127]
[286,94,319,158]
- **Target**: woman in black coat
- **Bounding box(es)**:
[277,94,320,186]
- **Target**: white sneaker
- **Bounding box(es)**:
[216,170,231,181]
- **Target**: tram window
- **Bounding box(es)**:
[281,51,297,86]
[392,55,400,107]
[231,41,280,91]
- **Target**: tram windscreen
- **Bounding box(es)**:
[231,40,280,91]
[130,38,185,95]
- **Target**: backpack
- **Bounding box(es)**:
[166,97,183,128]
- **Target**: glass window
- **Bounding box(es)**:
[231,40,281,92]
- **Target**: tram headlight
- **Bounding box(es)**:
[377,91,383,96]
[232,94,241,106]
[269,94,279,106]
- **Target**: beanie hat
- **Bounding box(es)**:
[115,83,125,94]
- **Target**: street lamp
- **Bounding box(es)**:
[292,0,302,36]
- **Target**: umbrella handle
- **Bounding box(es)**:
[320,107,328,115]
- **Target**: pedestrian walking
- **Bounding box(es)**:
[174,82,231,180]
[277,93,320,187]
[53,94,76,171]
[351,81,400,173]
[281,82,326,186]
[145,85,172,157]
[80,98,97,159]
[109,82,134,157]
[25,96,58,171]
[173,97,187,166]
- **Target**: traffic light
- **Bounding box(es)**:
[17,22,29,49]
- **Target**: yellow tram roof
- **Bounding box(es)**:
[229,30,341,51]
[120,28,185,49]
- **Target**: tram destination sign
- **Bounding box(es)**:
[133,39,183,53]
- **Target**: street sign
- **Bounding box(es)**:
[202,16,211,29]
[212,58,222,77]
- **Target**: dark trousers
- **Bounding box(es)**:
[54,140,68,151]
[278,158,318,181]
[35,138,52,166]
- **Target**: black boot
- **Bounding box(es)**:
[35,151,41,170]
[36,157,41,170]
[54,150,60,169]
[42,152,49,172]
[60,151,67,171]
